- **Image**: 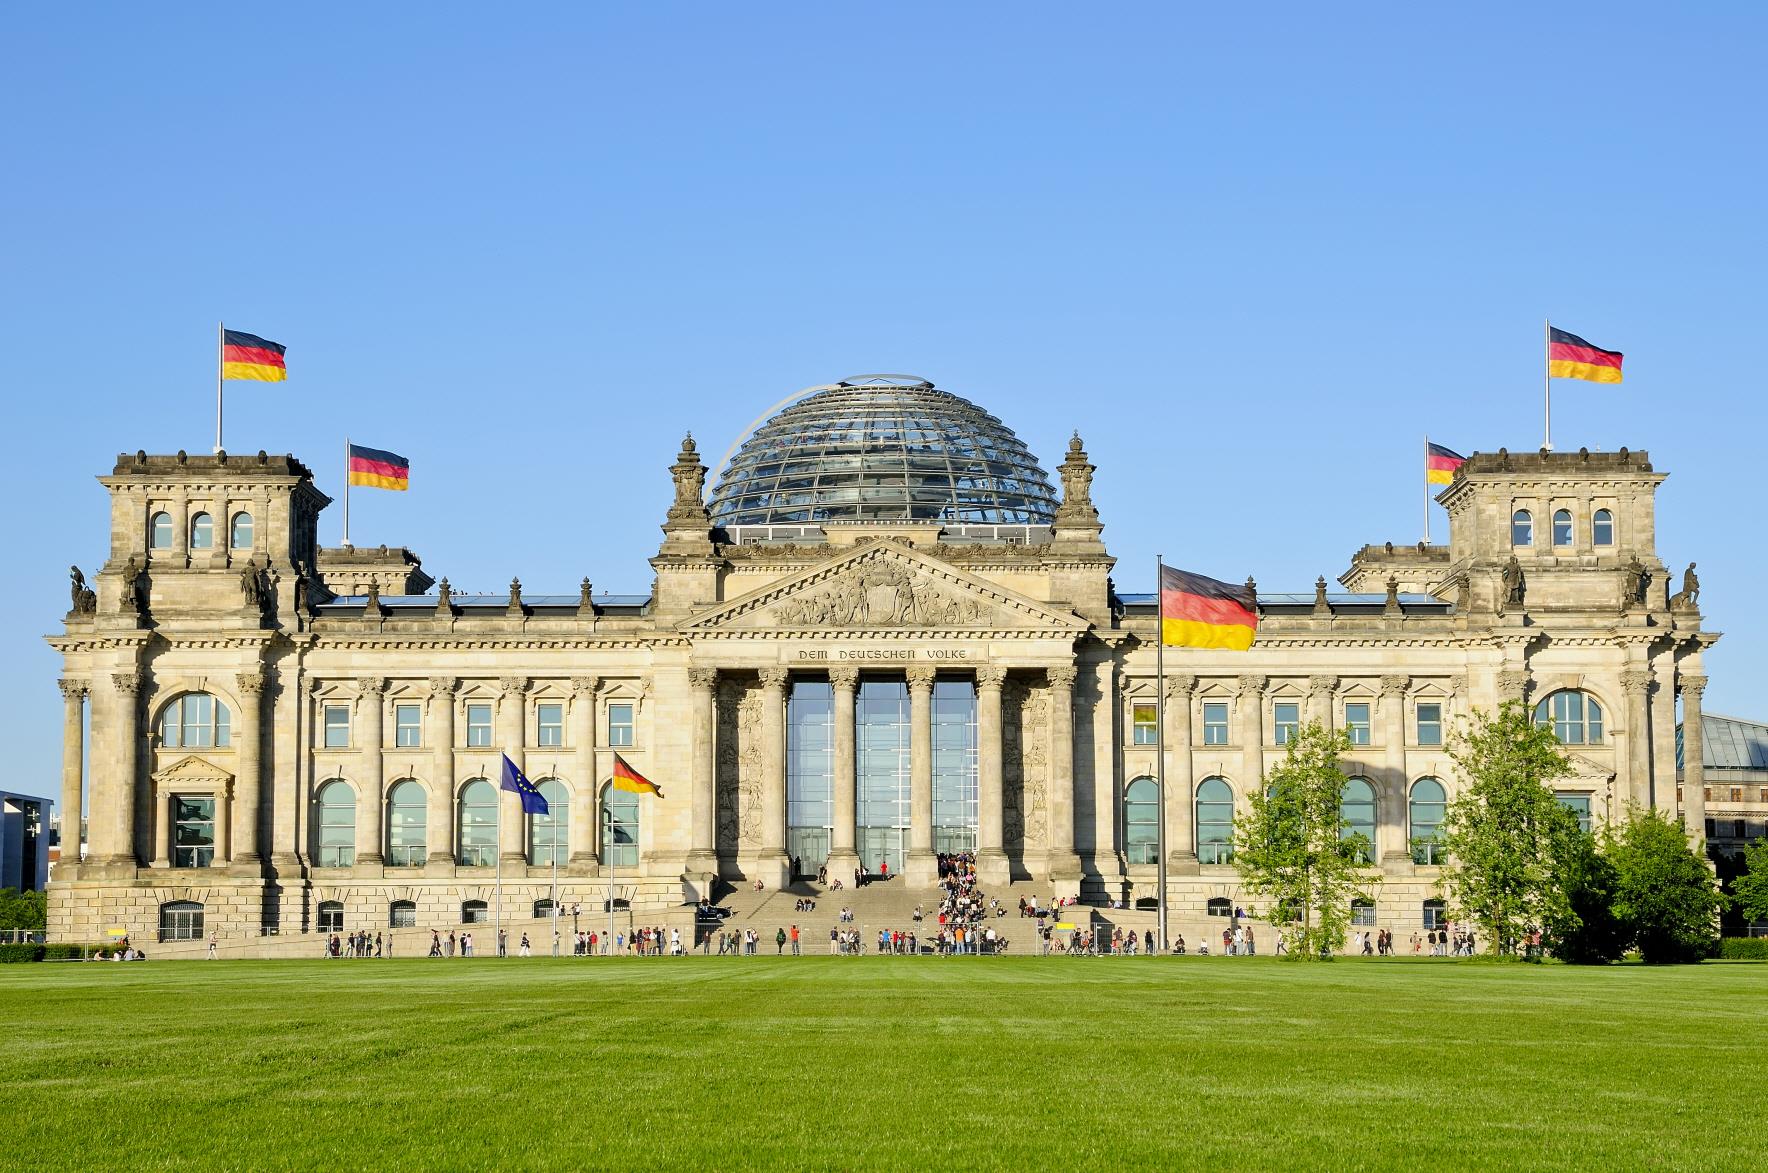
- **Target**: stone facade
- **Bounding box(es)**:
[46,433,1717,944]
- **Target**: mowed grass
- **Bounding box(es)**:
[2,957,1763,1171]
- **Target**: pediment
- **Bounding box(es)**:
[152,754,234,786]
[684,539,1089,636]
[1564,753,1615,782]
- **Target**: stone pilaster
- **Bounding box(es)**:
[757,667,791,887]
[498,677,528,862]
[354,676,386,869]
[826,667,861,882]
[101,671,143,871]
[1046,665,1081,893]
[1307,674,1336,726]
[57,679,87,878]
[1379,674,1409,863]
[686,668,719,875]
[1680,673,1708,842]
[425,677,458,871]
[1240,673,1268,771]
[1622,669,1653,809]
[1651,658,1679,817]
[1165,673,1197,873]
[976,667,1009,887]
[904,667,937,887]
[230,670,268,872]
[569,676,600,872]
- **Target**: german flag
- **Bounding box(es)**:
[1426,441,1467,486]
[221,329,287,382]
[612,753,663,797]
[347,443,410,491]
[1549,327,1623,384]
[1160,564,1257,651]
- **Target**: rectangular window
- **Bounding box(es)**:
[1422,901,1448,930]
[323,705,351,749]
[608,703,634,748]
[1736,819,1748,839]
[1704,787,1712,802]
[1556,792,1592,835]
[466,703,493,748]
[1351,901,1377,927]
[537,703,563,748]
[1760,788,1768,804]
[1344,702,1371,746]
[1202,701,1229,746]
[1131,703,1158,746]
[1732,787,1745,804]
[1273,702,1299,746]
[173,795,216,868]
[1416,702,1442,747]
[395,704,422,748]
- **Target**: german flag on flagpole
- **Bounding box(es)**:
[221,329,287,382]
[347,443,411,491]
[612,753,663,797]
[1548,327,1624,384]
[1160,564,1258,651]
[1426,441,1467,486]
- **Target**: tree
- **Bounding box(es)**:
[1545,836,1628,964]
[1733,836,1768,929]
[1606,806,1725,964]
[0,888,47,932]
[1439,701,1584,957]
[1233,720,1374,959]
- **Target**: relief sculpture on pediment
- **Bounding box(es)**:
[769,561,989,629]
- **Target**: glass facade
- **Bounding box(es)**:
[173,796,215,867]
[787,681,834,870]
[856,681,910,875]
[707,379,1060,526]
[931,680,978,854]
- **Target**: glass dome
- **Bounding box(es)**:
[707,376,1060,527]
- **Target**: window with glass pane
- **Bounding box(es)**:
[788,682,834,869]
[1341,777,1376,862]
[1422,899,1447,929]
[1556,792,1592,834]
[456,779,498,865]
[1196,777,1235,864]
[159,900,204,941]
[603,787,639,868]
[1416,702,1443,746]
[466,703,493,748]
[1552,509,1573,546]
[395,704,422,748]
[529,779,568,865]
[173,796,216,867]
[386,780,426,865]
[1132,703,1158,745]
[159,693,231,749]
[149,511,173,549]
[317,902,344,932]
[1534,690,1603,744]
[462,900,489,924]
[190,512,214,549]
[1274,702,1300,745]
[607,703,635,747]
[856,681,910,876]
[315,779,356,867]
[1592,509,1614,546]
[1202,702,1229,746]
[537,703,563,747]
[1351,898,1377,926]
[1410,777,1446,864]
[931,680,978,855]
[1511,509,1533,546]
[389,900,417,928]
[230,511,253,549]
[1344,702,1371,746]
[1206,897,1231,917]
[1124,777,1159,865]
[323,704,351,748]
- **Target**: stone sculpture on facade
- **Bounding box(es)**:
[1671,562,1700,610]
[68,566,96,615]
[1500,555,1525,612]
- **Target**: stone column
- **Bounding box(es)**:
[100,671,143,869]
[355,677,386,869]
[212,786,232,869]
[826,667,861,881]
[1621,669,1653,809]
[1651,657,1679,818]
[758,667,791,887]
[1240,674,1268,777]
[1379,675,1409,864]
[904,667,937,887]
[976,667,1009,886]
[230,670,267,872]
[1307,674,1335,727]
[1046,665,1081,894]
[498,677,528,863]
[426,677,458,870]
[58,679,87,876]
[570,676,599,872]
[1165,674,1197,873]
[1090,659,1121,892]
[1680,673,1708,841]
[686,668,720,874]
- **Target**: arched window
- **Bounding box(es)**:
[1534,690,1604,745]
[314,779,356,867]
[158,693,232,749]
[529,779,569,866]
[1592,508,1614,546]
[1124,777,1158,865]
[230,511,253,549]
[1206,897,1232,917]
[149,511,173,549]
[1195,777,1235,865]
[190,512,214,549]
[461,900,489,924]
[317,901,345,932]
[389,900,417,928]
[1340,777,1377,863]
[386,779,426,866]
[1410,777,1447,865]
[1511,509,1533,546]
[159,900,204,941]
[603,784,639,868]
[1552,509,1573,546]
[457,779,498,866]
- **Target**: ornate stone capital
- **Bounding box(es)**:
[1679,673,1708,698]
[1046,665,1078,690]
[759,667,791,692]
[688,667,720,691]
[827,666,860,690]
[1498,670,1532,699]
[1447,674,1467,697]
[499,676,529,696]
[1236,673,1267,698]
[1380,674,1408,698]
[237,671,267,696]
[1164,672,1197,701]
[570,675,601,697]
[111,671,142,696]
[57,678,89,701]
[976,666,1007,691]
[357,676,387,697]
[1621,669,1653,696]
[1307,674,1337,698]
[428,675,460,697]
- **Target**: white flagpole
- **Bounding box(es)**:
[1422,434,1431,545]
[215,321,225,454]
[1543,317,1553,451]
[494,761,503,958]
[342,437,352,549]
[1155,553,1168,953]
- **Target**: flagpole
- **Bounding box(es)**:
[215,321,225,454]
[606,805,616,955]
[1543,317,1553,451]
[494,775,503,957]
[342,436,352,549]
[1155,553,1168,953]
[1422,434,1431,545]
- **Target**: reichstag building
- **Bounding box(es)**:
[46,375,1717,942]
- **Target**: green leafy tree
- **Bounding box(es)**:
[0,888,47,931]
[1439,701,1583,957]
[1546,836,1628,964]
[1233,720,1374,959]
[1733,837,1768,928]
[1606,806,1725,963]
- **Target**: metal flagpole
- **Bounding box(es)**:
[1543,317,1553,451]
[215,321,225,454]
[494,761,503,957]
[1155,553,1168,952]
[606,808,616,955]
[551,763,559,957]
[1423,434,1431,545]
[342,437,352,549]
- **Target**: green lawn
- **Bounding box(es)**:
[2,956,1761,1170]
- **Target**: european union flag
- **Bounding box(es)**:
[500,753,549,815]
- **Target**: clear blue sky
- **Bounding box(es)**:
[4,4,1764,793]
